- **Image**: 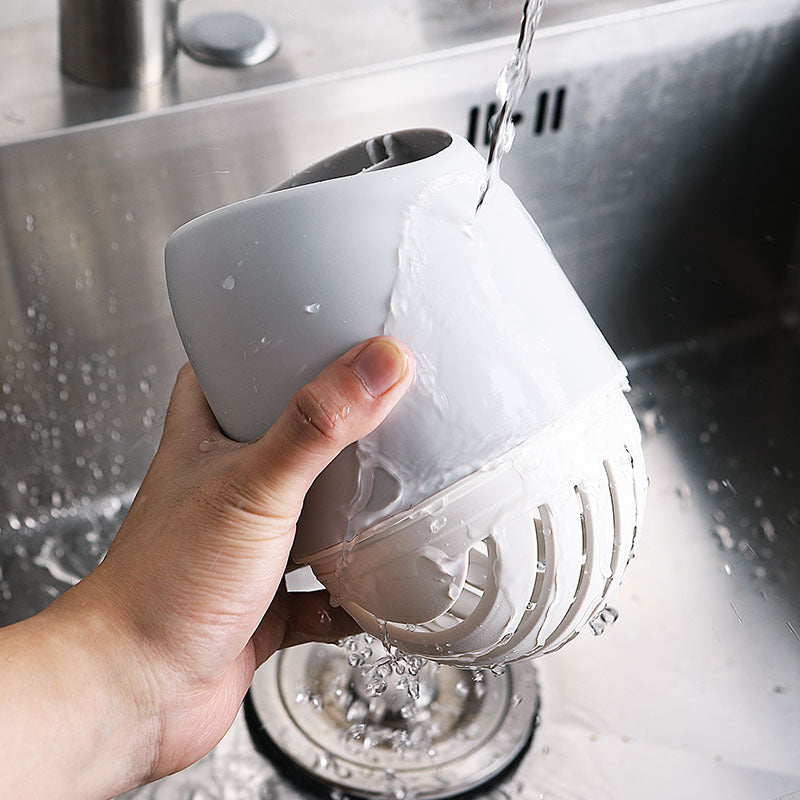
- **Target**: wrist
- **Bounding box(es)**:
[36,575,163,796]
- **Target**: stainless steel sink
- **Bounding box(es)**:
[1,1,799,798]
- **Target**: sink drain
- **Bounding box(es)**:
[246,640,539,799]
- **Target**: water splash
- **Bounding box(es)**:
[327,633,441,755]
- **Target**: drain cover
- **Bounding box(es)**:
[246,641,539,799]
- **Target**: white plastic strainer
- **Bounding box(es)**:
[166,128,647,668]
[304,385,645,666]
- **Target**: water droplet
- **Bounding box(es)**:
[222,275,235,291]
[589,606,618,636]
[404,676,420,700]
[589,616,606,635]
[365,677,388,697]
[759,517,777,543]
[346,699,369,723]
[429,516,447,533]
[346,723,367,742]
[295,686,313,704]
[25,214,35,232]
[390,730,411,751]
[711,524,734,550]
[601,606,619,624]
[304,302,321,314]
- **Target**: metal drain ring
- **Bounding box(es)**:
[246,643,539,799]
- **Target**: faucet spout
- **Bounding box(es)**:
[59,0,178,88]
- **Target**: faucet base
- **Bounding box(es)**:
[59,0,178,88]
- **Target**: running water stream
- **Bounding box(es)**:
[477,0,548,212]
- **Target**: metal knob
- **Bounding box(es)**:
[59,0,178,88]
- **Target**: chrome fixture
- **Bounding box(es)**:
[179,11,280,68]
[246,639,539,799]
[59,0,178,87]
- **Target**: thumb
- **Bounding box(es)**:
[242,336,414,512]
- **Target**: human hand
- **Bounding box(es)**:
[0,336,413,799]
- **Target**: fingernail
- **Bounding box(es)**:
[352,338,409,397]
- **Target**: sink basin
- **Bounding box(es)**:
[1,1,799,798]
